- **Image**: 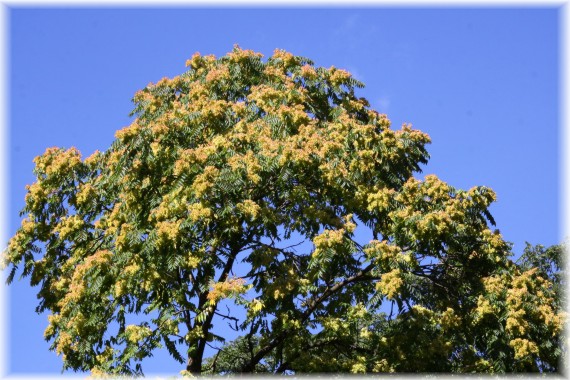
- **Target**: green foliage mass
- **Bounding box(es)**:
[3,46,565,375]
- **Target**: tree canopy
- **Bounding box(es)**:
[3,46,565,375]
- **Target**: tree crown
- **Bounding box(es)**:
[3,46,564,375]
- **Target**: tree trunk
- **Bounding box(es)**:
[186,354,201,375]
[186,244,242,375]
[187,338,206,375]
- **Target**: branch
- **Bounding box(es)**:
[239,262,377,372]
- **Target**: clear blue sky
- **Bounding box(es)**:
[5,6,561,376]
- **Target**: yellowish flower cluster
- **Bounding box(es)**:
[65,312,87,336]
[186,254,201,269]
[185,324,207,343]
[187,82,209,100]
[199,99,229,120]
[236,200,261,220]
[509,338,539,360]
[359,327,371,339]
[328,67,352,87]
[188,202,213,223]
[247,298,264,318]
[350,355,367,373]
[207,277,248,303]
[506,308,528,335]
[276,104,310,127]
[349,149,375,173]
[480,228,506,256]
[114,280,127,298]
[364,240,402,263]
[247,84,286,109]
[150,120,169,136]
[271,48,296,66]
[94,346,114,367]
[114,121,142,141]
[240,151,262,184]
[24,182,47,210]
[342,214,357,234]
[191,166,219,197]
[185,52,216,70]
[89,367,111,378]
[373,358,395,372]
[347,303,368,321]
[227,45,263,63]
[278,312,301,329]
[84,150,102,167]
[482,274,504,294]
[410,305,435,321]
[64,250,113,302]
[266,266,299,300]
[417,211,453,236]
[474,295,495,322]
[44,313,60,339]
[106,148,125,167]
[263,65,288,83]
[124,324,152,344]
[300,64,317,80]
[441,307,461,329]
[76,183,96,206]
[54,215,85,240]
[376,268,403,300]
[115,223,134,251]
[312,228,346,257]
[20,217,36,234]
[33,147,80,175]
[5,231,31,265]
[473,266,564,368]
[56,331,73,355]
[537,304,564,334]
[156,220,181,245]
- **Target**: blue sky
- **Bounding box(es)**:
[4,6,562,376]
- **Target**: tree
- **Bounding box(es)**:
[3,46,565,375]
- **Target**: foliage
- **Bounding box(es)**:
[517,242,564,307]
[3,46,565,375]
